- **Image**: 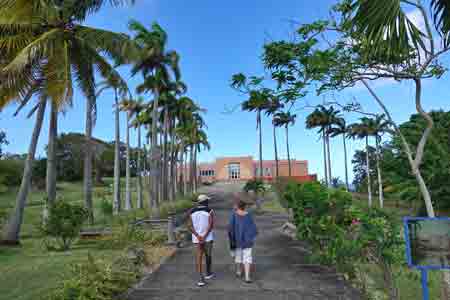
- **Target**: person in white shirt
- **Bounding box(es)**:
[187,194,215,287]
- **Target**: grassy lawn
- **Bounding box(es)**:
[0,179,186,300]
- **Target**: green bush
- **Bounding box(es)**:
[280,181,404,296]
[243,179,266,194]
[41,201,88,251]
[101,221,166,250]
[49,253,141,300]
[0,159,23,186]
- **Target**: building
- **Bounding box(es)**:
[197,156,317,182]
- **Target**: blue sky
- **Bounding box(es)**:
[1,0,450,182]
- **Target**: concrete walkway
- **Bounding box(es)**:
[128,184,361,300]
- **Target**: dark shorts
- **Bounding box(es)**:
[195,241,213,256]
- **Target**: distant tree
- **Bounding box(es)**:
[0,131,8,158]
[273,111,297,176]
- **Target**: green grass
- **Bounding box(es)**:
[0,178,187,300]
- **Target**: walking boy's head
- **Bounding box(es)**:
[196,194,210,206]
[233,193,247,210]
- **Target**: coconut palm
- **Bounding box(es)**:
[328,117,350,191]
[264,98,284,178]
[273,111,297,177]
[0,1,135,241]
[129,20,181,216]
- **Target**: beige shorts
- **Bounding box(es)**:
[234,248,253,264]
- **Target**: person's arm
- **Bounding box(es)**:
[187,213,203,242]
[202,210,214,239]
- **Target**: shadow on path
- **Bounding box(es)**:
[127,183,362,300]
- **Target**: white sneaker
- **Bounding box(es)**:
[205,273,215,280]
[197,279,206,287]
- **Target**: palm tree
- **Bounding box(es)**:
[264,98,284,178]
[306,105,339,186]
[348,118,374,207]
[273,111,297,177]
[129,97,146,209]
[371,114,390,209]
[328,117,350,191]
[119,98,137,211]
[0,1,135,240]
[96,72,130,215]
[129,20,181,216]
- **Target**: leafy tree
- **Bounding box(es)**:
[351,147,377,194]
[0,0,136,241]
[0,130,8,158]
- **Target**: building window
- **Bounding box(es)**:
[265,167,271,176]
[228,163,240,179]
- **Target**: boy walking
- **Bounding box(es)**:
[188,194,215,287]
[228,196,258,283]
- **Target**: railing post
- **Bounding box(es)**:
[167,214,176,245]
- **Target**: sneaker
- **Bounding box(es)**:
[244,278,253,284]
[205,273,215,280]
[197,279,206,287]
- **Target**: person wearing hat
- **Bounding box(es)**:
[187,194,215,287]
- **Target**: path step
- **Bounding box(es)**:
[128,289,355,300]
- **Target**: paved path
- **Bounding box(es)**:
[128,184,361,300]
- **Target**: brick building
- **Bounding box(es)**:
[197,156,316,182]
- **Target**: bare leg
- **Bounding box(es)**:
[196,244,204,279]
[235,263,242,277]
[244,263,251,282]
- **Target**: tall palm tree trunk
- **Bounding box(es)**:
[375,136,384,208]
[365,136,373,207]
[322,131,329,186]
[113,89,121,215]
[84,95,94,225]
[343,134,349,191]
[150,90,160,217]
[258,110,263,178]
[189,145,194,193]
[46,102,58,207]
[326,131,332,185]
[125,111,132,210]
[193,145,198,193]
[273,124,279,179]
[137,124,143,209]
[2,99,47,243]
[286,125,291,177]
[179,144,184,195]
[162,107,169,201]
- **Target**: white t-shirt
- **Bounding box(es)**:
[190,205,214,243]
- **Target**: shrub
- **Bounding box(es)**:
[41,201,88,251]
[243,179,266,194]
[49,253,141,300]
[280,181,403,296]
[0,159,23,186]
